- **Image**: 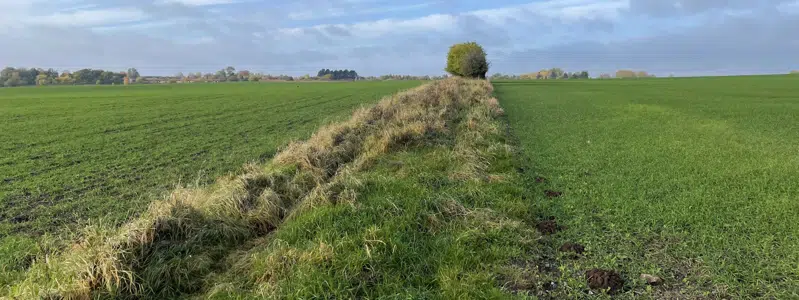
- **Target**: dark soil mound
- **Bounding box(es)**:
[536,219,561,235]
[544,190,562,198]
[559,242,585,255]
[585,269,624,293]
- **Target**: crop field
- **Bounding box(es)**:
[0,81,420,245]
[496,75,799,297]
[4,75,799,298]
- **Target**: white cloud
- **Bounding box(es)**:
[288,2,435,20]
[778,0,799,12]
[472,0,628,24]
[29,8,148,27]
[157,0,242,6]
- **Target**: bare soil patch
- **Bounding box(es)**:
[585,268,624,293]
[559,242,585,256]
[536,218,561,235]
[544,190,561,198]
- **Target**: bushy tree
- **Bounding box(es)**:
[215,70,227,81]
[445,42,488,78]
[127,68,140,83]
[460,48,489,79]
[4,72,21,87]
[225,66,236,78]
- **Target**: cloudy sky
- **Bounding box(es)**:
[0,0,797,76]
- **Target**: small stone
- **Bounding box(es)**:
[640,274,663,286]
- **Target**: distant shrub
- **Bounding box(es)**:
[615,70,636,78]
[616,70,654,79]
[446,42,489,78]
[460,48,489,79]
[791,70,799,75]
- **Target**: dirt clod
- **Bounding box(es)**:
[640,274,663,286]
[544,190,562,198]
[11,214,29,224]
[535,176,547,183]
[536,219,561,235]
[585,269,624,293]
[559,242,585,255]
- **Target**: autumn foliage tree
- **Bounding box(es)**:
[446,42,489,79]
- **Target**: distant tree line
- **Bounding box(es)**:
[489,69,666,80]
[613,70,656,79]
[373,74,447,80]
[0,64,470,88]
[490,68,589,80]
[0,67,139,87]
[316,69,359,80]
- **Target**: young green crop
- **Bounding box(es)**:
[0,81,421,237]
[496,75,799,298]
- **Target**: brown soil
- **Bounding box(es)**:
[535,176,547,183]
[544,190,562,198]
[585,269,624,293]
[559,242,585,255]
[536,219,561,235]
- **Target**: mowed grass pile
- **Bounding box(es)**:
[0,81,418,286]
[497,75,799,298]
[5,78,550,299]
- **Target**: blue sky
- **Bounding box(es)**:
[1,0,797,76]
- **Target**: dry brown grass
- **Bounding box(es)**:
[7,77,501,299]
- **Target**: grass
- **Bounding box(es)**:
[7,74,798,298]
[496,75,799,298]
[4,78,552,299]
[0,81,420,236]
[0,81,421,289]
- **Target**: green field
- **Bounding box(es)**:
[4,75,799,298]
[0,81,420,238]
[497,75,799,297]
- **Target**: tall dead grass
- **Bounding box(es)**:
[6,77,502,299]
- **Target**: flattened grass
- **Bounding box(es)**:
[497,75,799,298]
